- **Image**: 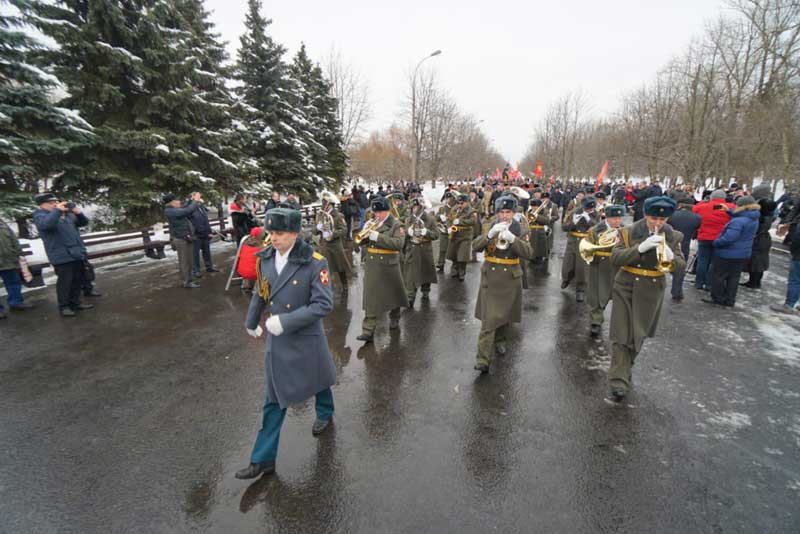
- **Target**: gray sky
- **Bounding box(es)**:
[208,0,727,164]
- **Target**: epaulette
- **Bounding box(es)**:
[312,252,325,261]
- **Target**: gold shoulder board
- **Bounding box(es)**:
[312,252,325,261]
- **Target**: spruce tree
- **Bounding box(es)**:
[0,1,91,233]
[234,0,328,202]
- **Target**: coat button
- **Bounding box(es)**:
[286,304,292,309]
[503,268,507,272]
[492,267,496,271]
[635,277,639,281]
[293,280,298,285]
[270,300,273,305]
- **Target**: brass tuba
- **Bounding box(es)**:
[318,191,337,234]
[579,227,619,264]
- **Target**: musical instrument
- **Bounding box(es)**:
[318,191,337,235]
[508,186,530,200]
[409,206,426,243]
[526,199,550,225]
[354,217,383,246]
[579,227,618,264]
[656,231,673,272]
[494,222,512,250]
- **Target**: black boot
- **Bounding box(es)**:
[608,387,626,402]
[312,417,332,436]
[356,333,373,343]
[235,461,275,479]
[560,279,571,289]
[590,324,602,337]
[576,290,585,303]
[474,362,489,374]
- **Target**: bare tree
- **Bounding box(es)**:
[324,46,371,150]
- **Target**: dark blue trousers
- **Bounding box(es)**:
[250,388,334,464]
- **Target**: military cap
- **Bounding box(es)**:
[390,191,405,200]
[495,195,518,212]
[594,191,606,199]
[370,196,391,212]
[541,191,551,198]
[264,207,302,233]
[457,193,470,203]
[677,197,696,206]
[530,198,543,207]
[35,192,60,204]
[644,196,677,217]
[581,196,597,210]
[604,205,625,218]
[532,187,543,195]
[584,186,596,194]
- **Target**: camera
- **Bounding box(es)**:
[65,202,76,210]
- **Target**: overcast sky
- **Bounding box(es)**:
[208,0,728,165]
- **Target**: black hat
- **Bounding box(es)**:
[604,205,625,218]
[35,192,59,204]
[594,191,606,200]
[583,186,596,194]
[644,196,677,217]
[677,197,696,207]
[530,198,543,207]
[371,196,391,212]
[264,208,302,233]
[495,195,518,212]
[162,194,177,205]
[457,193,469,203]
[581,196,597,210]
[532,187,543,195]
[390,191,405,200]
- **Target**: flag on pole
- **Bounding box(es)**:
[535,160,543,179]
[548,174,556,184]
[596,161,608,186]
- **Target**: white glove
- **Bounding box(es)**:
[407,227,415,237]
[316,222,324,231]
[499,230,516,244]
[419,227,427,237]
[453,218,460,225]
[513,213,523,222]
[439,214,447,222]
[265,315,284,336]
[581,212,591,222]
[369,230,380,242]
[488,223,506,238]
[572,212,582,224]
[246,325,263,338]
[663,245,675,261]
[322,231,332,241]
[637,234,663,253]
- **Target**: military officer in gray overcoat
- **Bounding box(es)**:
[472,196,533,373]
[608,197,685,401]
[237,208,336,479]
[583,204,625,336]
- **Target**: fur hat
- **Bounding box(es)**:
[580,196,597,210]
[495,195,518,212]
[370,196,391,212]
[604,205,625,218]
[264,208,302,232]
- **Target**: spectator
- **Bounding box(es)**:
[741,186,777,289]
[284,192,301,211]
[770,222,800,314]
[32,193,94,317]
[189,192,219,277]
[236,227,266,294]
[265,191,280,212]
[339,190,359,239]
[356,187,369,229]
[702,196,760,307]
[231,193,256,245]
[667,198,701,301]
[164,193,200,289]
[631,182,650,221]
[0,219,34,319]
[692,189,734,291]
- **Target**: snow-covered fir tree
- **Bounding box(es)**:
[0,1,92,233]
[234,0,333,202]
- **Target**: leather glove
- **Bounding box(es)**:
[265,315,284,336]
[439,214,447,222]
[419,227,427,237]
[637,234,663,253]
[322,231,332,241]
[453,218,460,225]
[246,325,263,338]
[488,223,506,238]
[499,229,516,244]
[369,230,380,242]
[316,222,324,231]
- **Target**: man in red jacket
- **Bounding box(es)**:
[692,190,735,291]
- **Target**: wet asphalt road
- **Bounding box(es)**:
[2,232,800,534]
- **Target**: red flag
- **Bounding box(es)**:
[548,174,556,184]
[596,161,608,185]
[535,160,543,179]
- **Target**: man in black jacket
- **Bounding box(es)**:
[190,192,218,277]
[164,193,200,288]
[667,198,701,300]
[772,219,800,314]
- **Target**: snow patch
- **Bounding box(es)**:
[155,144,170,154]
[19,62,60,84]
[95,41,143,62]
[197,146,237,170]
[708,411,751,430]
[54,107,93,129]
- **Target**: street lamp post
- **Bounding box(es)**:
[410,49,441,184]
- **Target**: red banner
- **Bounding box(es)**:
[596,161,608,185]
[535,160,543,179]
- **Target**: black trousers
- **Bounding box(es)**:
[711,257,746,306]
[192,236,213,273]
[53,260,83,310]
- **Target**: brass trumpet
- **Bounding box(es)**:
[354,218,381,246]
[656,231,673,272]
[495,222,512,250]
[579,227,618,264]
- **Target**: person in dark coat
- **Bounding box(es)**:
[189,192,218,276]
[32,193,94,317]
[0,219,34,318]
[237,208,336,479]
[741,198,777,289]
[164,193,200,288]
[702,196,760,307]
[630,182,651,221]
[265,191,280,212]
[667,198,701,300]
[770,222,800,314]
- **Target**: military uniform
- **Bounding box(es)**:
[528,200,552,262]
[561,199,599,301]
[315,207,352,290]
[360,211,407,339]
[546,199,560,254]
[608,200,685,399]
[472,211,533,370]
[435,200,454,271]
[403,206,440,305]
[584,218,622,330]
[446,200,478,281]
[238,209,335,479]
